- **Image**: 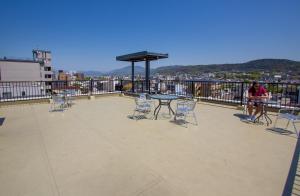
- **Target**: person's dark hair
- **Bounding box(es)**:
[250,81,259,94]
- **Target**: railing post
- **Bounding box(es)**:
[148,80,151,94]
[141,81,143,93]
[65,79,68,92]
[191,81,195,98]
[90,79,94,95]
[240,82,244,106]
[120,79,123,92]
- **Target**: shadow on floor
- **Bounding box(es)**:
[282,137,300,196]
[234,113,266,125]
[127,115,149,120]
[233,113,249,120]
[0,117,5,126]
[266,127,295,137]
[169,119,186,126]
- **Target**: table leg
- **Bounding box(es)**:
[155,105,162,120]
[254,104,272,126]
[168,100,175,115]
[153,100,162,120]
[154,104,160,116]
[264,110,272,126]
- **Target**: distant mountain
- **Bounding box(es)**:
[108,65,147,76]
[81,59,300,77]
[81,70,104,77]
[153,59,300,75]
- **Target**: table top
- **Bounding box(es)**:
[150,94,178,100]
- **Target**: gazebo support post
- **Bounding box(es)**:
[131,61,134,93]
[145,60,150,92]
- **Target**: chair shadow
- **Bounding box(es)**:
[266,127,296,138]
[127,115,148,120]
[49,108,65,112]
[233,113,248,120]
[169,119,187,127]
[0,117,5,126]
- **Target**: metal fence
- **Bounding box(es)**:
[0,79,121,102]
[1,79,300,109]
[122,80,300,109]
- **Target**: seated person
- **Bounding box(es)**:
[247,81,268,121]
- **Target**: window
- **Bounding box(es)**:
[44,67,51,71]
[22,91,26,97]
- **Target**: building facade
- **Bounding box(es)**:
[0,50,53,100]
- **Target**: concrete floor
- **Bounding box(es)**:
[0,96,297,196]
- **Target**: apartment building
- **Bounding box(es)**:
[0,50,53,100]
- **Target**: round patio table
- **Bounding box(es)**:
[150,94,178,120]
[253,100,277,126]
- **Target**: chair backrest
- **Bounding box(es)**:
[66,89,76,96]
[52,95,64,103]
[243,90,249,103]
[134,98,151,109]
[177,100,196,111]
[187,100,197,111]
[139,93,147,100]
[134,98,141,105]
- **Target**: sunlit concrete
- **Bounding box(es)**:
[0,96,297,196]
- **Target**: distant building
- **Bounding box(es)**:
[0,50,53,81]
[0,49,53,100]
[58,70,71,81]
[74,72,84,80]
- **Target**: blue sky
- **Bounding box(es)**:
[0,0,299,72]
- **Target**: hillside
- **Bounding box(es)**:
[153,59,300,75]
[108,65,148,76]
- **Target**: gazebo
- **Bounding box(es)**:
[116,51,168,92]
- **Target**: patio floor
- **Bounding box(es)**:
[0,95,297,196]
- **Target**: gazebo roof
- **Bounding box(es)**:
[116,51,168,62]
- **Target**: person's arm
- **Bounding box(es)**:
[257,88,268,99]
[248,91,254,99]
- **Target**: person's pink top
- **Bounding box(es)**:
[248,86,267,97]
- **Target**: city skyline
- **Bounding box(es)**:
[1,0,300,72]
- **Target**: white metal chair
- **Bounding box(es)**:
[273,108,300,137]
[50,95,66,111]
[132,98,154,120]
[65,89,76,107]
[174,99,198,127]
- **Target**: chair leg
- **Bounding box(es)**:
[60,103,63,111]
[286,120,290,129]
[193,112,198,126]
[132,110,136,120]
[183,114,188,128]
[273,115,279,129]
[292,122,299,138]
[50,103,53,112]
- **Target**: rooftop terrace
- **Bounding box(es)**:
[0,95,298,196]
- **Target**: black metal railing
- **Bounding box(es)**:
[121,80,300,109]
[1,79,299,109]
[0,79,122,102]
